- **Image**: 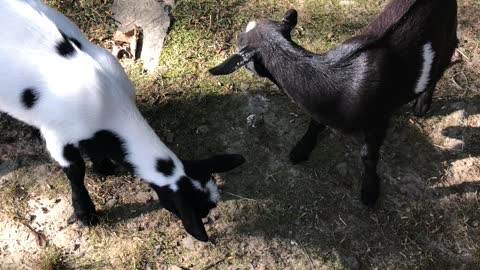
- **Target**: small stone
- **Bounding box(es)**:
[196,125,210,135]
[246,114,264,128]
[473,221,479,227]
[106,198,117,208]
[170,266,182,270]
[181,237,195,250]
[127,222,140,232]
[135,192,153,203]
[343,255,361,270]
[239,83,250,91]
[336,162,348,177]
[165,131,174,143]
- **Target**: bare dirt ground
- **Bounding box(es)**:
[1,0,479,269]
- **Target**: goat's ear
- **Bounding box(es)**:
[174,193,209,242]
[183,154,245,176]
[209,47,257,75]
[282,9,298,30]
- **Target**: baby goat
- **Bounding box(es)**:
[209,0,458,206]
[1,0,245,242]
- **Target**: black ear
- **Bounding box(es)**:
[184,154,245,176]
[174,193,209,242]
[282,9,298,30]
[209,47,257,75]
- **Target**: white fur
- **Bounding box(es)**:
[246,21,257,32]
[414,42,435,94]
[0,0,215,201]
[191,179,220,203]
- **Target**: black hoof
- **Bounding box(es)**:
[67,211,99,226]
[360,176,380,207]
[289,142,315,164]
[413,92,432,117]
[92,160,116,176]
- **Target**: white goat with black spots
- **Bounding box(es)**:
[0,0,245,241]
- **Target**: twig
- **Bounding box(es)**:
[203,257,228,270]
[302,245,318,270]
[15,215,47,247]
[223,192,256,202]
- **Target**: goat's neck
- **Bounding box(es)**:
[260,42,335,101]
[112,106,184,187]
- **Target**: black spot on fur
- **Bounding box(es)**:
[79,130,135,173]
[21,88,38,109]
[56,31,81,57]
[69,37,82,50]
[156,158,175,176]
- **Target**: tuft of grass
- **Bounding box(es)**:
[36,246,68,270]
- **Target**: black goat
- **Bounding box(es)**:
[209,0,458,206]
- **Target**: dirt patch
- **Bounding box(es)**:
[1,0,480,269]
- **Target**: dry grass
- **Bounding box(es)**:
[1,0,480,269]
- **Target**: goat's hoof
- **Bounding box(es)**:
[413,103,430,117]
[92,160,116,176]
[413,95,432,117]
[67,211,99,226]
[289,145,311,164]
[360,180,380,207]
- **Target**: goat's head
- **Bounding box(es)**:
[150,154,245,242]
[209,9,298,77]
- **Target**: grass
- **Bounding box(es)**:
[1,0,480,269]
[36,246,68,270]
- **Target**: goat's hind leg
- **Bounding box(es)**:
[360,123,387,207]
[45,139,98,225]
[290,118,326,164]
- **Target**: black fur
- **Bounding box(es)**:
[209,0,458,206]
[56,31,81,57]
[62,144,98,225]
[150,176,214,242]
[21,88,38,109]
[156,158,175,176]
[79,130,134,173]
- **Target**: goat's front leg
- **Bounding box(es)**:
[360,124,387,207]
[413,84,436,117]
[62,145,99,225]
[46,137,98,226]
[290,118,326,164]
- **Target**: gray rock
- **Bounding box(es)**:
[343,255,361,270]
[196,125,210,135]
[106,198,117,208]
[165,131,174,143]
[239,83,250,91]
[135,191,153,203]
[336,162,348,177]
[181,237,195,250]
[112,0,175,72]
[246,114,264,128]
